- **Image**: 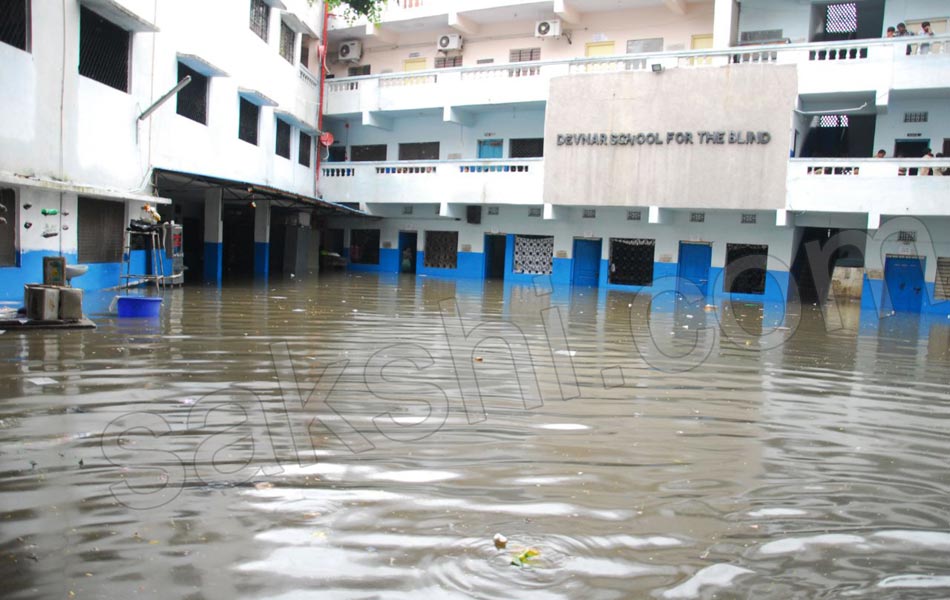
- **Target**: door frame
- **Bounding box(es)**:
[483,233,508,279]
[398,230,418,274]
[677,241,713,296]
[884,254,926,312]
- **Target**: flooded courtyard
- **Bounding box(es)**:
[2,273,950,599]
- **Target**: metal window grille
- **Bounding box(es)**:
[300,34,311,68]
[690,212,705,223]
[398,142,439,160]
[509,138,544,158]
[609,238,655,286]
[936,258,950,301]
[424,231,458,268]
[176,62,208,124]
[351,144,387,161]
[238,98,259,145]
[818,115,848,128]
[510,48,541,62]
[279,20,295,63]
[898,230,917,242]
[904,112,928,123]
[347,65,371,76]
[514,235,554,275]
[476,58,494,64]
[627,210,641,221]
[78,6,130,92]
[275,119,291,159]
[626,37,663,53]
[825,3,857,34]
[249,0,269,41]
[349,229,380,264]
[435,55,463,68]
[741,213,757,224]
[583,209,596,219]
[528,207,542,217]
[78,197,124,264]
[0,0,29,51]
[402,205,413,215]
[725,243,768,294]
[487,206,499,215]
[0,188,17,266]
[298,132,312,166]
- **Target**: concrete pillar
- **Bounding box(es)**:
[253,199,271,277]
[713,0,739,50]
[204,188,223,284]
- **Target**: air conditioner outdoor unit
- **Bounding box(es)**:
[535,19,561,38]
[338,40,362,62]
[437,33,463,52]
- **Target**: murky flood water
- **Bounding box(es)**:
[3,273,950,599]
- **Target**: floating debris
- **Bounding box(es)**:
[511,548,539,567]
[493,533,507,549]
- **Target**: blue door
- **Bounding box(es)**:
[477,139,503,159]
[885,256,925,312]
[398,231,417,274]
[677,242,712,296]
[572,239,601,287]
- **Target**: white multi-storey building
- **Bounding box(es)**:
[319,0,950,315]
[0,0,359,300]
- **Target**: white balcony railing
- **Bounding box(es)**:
[324,34,950,116]
[788,158,950,216]
[319,158,543,206]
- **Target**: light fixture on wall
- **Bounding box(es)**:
[651,63,665,73]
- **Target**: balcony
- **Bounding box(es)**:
[319,158,543,206]
[787,158,950,218]
[324,35,950,119]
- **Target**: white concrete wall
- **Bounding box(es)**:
[874,97,950,155]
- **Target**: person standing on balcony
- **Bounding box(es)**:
[921,149,934,176]
[895,22,915,55]
[935,153,950,176]
[919,22,934,54]
[875,149,887,158]
[885,26,896,38]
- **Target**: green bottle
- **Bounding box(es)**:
[41,208,59,216]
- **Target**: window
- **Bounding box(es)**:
[351,144,387,161]
[741,213,757,224]
[825,3,857,34]
[78,197,124,264]
[435,55,463,69]
[476,58,495,65]
[300,34,311,68]
[818,115,848,128]
[424,231,458,269]
[402,205,413,215]
[350,229,380,264]
[78,6,130,92]
[904,112,928,123]
[528,207,542,218]
[897,231,917,243]
[398,142,439,161]
[627,210,641,221]
[238,98,259,145]
[510,47,541,62]
[347,65,371,76]
[176,62,208,124]
[739,30,784,44]
[582,209,596,219]
[249,0,269,41]
[487,206,499,216]
[0,188,17,266]
[690,212,705,223]
[609,238,655,286]
[0,0,30,52]
[936,258,950,301]
[514,235,554,275]
[725,243,767,294]
[279,20,295,63]
[510,138,544,158]
[298,131,312,166]
[626,38,663,53]
[275,119,291,159]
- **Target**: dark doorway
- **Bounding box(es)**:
[398,231,417,274]
[790,227,862,304]
[725,243,768,295]
[484,234,507,279]
[894,140,930,158]
[800,114,875,158]
[609,238,655,286]
[222,204,255,279]
[182,216,203,283]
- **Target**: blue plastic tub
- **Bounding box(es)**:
[116,296,162,318]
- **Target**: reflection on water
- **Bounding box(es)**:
[2,273,950,598]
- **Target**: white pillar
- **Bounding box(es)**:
[713,0,739,49]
